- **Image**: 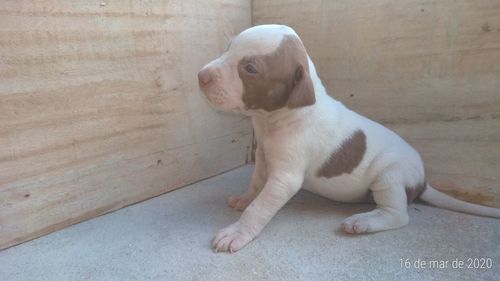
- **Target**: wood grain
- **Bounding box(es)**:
[254,0,500,207]
[0,0,252,250]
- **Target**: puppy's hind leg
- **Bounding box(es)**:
[341,174,409,234]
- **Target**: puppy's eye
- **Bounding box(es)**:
[245,64,257,74]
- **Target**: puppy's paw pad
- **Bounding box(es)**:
[228,194,253,211]
[212,222,253,253]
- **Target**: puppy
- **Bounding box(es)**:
[197,24,500,253]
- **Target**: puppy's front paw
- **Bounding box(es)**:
[212,222,253,253]
[228,193,253,211]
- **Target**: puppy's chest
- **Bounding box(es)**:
[256,113,375,202]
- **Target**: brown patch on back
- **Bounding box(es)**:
[316,130,367,178]
[238,35,315,111]
[405,182,426,203]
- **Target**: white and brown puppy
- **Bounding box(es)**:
[198,24,500,253]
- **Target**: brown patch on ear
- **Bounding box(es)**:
[316,130,367,178]
[238,35,315,111]
[405,182,427,203]
[287,65,315,109]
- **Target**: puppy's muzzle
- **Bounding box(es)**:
[198,67,217,89]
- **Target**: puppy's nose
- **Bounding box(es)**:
[198,68,213,87]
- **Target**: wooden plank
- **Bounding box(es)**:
[254,0,500,207]
[0,0,252,250]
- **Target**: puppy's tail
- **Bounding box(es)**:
[418,184,500,218]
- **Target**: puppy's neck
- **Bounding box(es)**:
[306,56,332,101]
[251,106,312,135]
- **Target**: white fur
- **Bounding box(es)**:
[200,25,500,253]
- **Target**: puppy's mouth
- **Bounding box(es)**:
[202,87,229,106]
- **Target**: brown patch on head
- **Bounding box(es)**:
[405,182,426,203]
[316,130,367,178]
[237,35,315,111]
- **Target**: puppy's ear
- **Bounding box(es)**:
[287,65,315,109]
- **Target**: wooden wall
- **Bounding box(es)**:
[253,0,500,207]
[0,0,252,250]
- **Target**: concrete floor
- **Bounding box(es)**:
[1,165,498,281]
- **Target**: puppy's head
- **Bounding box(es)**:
[198,25,315,113]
